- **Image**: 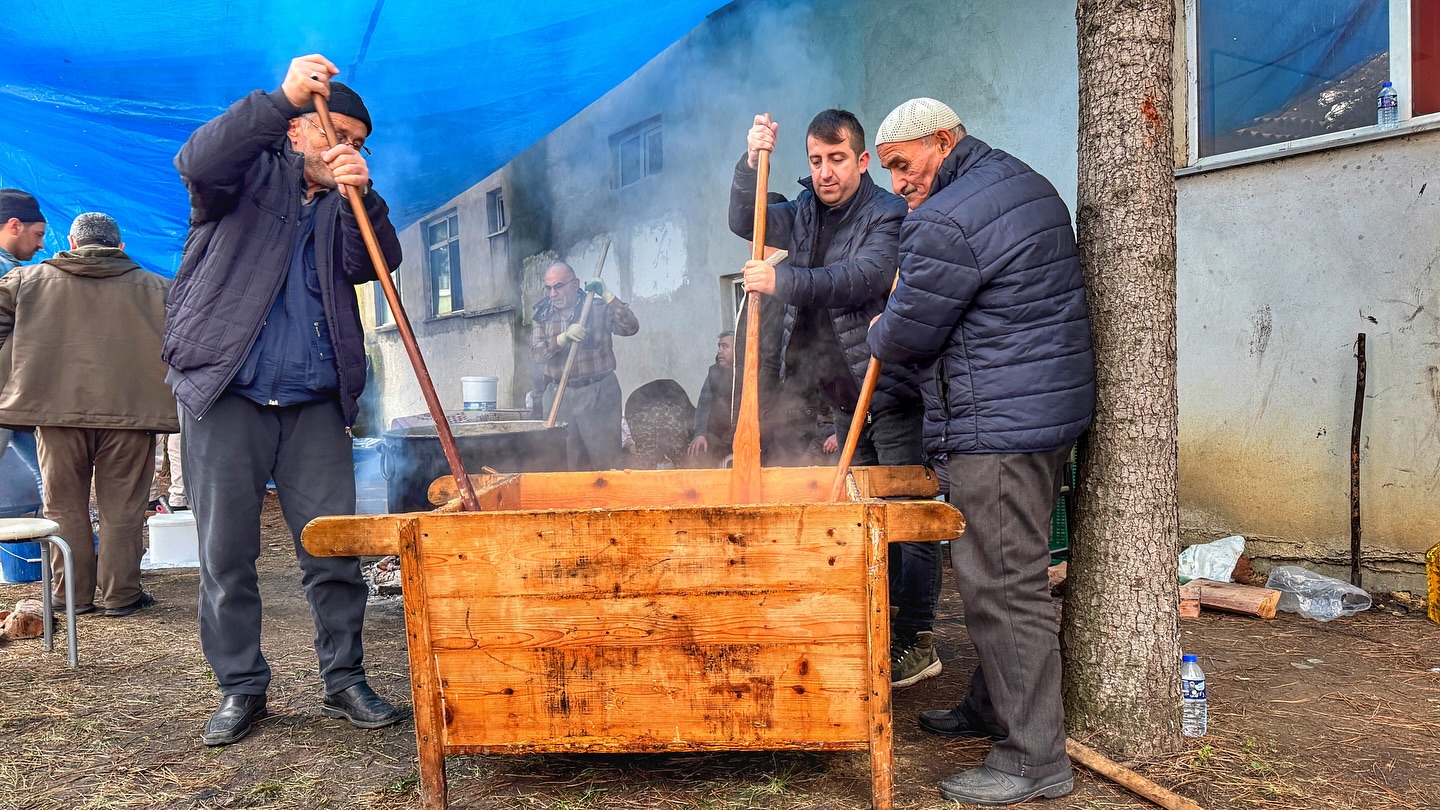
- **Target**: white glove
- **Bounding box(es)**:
[557,323,589,346]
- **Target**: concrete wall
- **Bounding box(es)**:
[1176,132,1440,587]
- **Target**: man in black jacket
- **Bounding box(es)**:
[728,109,942,689]
[869,97,1094,806]
[167,54,403,746]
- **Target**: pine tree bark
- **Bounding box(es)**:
[1062,0,1182,757]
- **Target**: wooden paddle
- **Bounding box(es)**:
[546,238,611,429]
[729,115,770,504]
[312,92,480,512]
[829,272,900,501]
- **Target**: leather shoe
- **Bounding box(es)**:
[322,682,400,729]
[50,602,96,615]
[104,591,155,617]
[918,707,1003,739]
[202,694,267,746]
[939,765,1074,806]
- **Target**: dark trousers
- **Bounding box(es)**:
[183,393,368,696]
[544,371,623,471]
[36,427,155,609]
[946,447,1071,779]
[833,400,941,641]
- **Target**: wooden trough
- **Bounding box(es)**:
[302,464,963,810]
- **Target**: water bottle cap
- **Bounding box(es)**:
[1182,654,1197,663]
[1382,81,1393,87]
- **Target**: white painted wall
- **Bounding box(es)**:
[1177,132,1440,580]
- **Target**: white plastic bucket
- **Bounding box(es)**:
[462,376,499,411]
[147,512,199,566]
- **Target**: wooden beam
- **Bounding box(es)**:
[397,520,448,810]
[302,514,410,557]
[1186,579,1280,619]
[426,465,940,510]
[863,503,894,810]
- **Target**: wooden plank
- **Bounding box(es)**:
[435,643,871,750]
[424,592,865,651]
[849,465,941,500]
[1189,579,1281,619]
[424,472,521,509]
[1179,580,1202,620]
[302,514,410,557]
[412,505,869,600]
[864,503,894,810]
[426,465,939,509]
[875,500,964,544]
[396,520,448,810]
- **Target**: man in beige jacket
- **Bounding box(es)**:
[0,212,178,616]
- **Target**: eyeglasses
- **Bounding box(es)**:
[543,279,579,293]
[302,115,371,156]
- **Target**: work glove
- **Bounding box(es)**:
[581,278,614,303]
[557,323,588,347]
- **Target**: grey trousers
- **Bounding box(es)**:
[947,446,1071,779]
[183,393,368,696]
[543,371,623,471]
[36,427,155,609]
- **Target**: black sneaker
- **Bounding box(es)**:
[104,591,155,617]
[50,602,96,615]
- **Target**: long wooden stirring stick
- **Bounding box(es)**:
[546,238,611,429]
[312,92,480,512]
[729,115,771,504]
[829,272,900,501]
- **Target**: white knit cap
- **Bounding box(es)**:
[875,98,962,145]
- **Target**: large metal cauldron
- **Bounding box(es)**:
[381,421,568,512]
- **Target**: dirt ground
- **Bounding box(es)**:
[2,492,1437,810]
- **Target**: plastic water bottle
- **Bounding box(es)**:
[1181,654,1208,737]
[1377,82,1399,130]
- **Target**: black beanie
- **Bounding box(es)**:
[299,81,373,135]
[0,188,44,223]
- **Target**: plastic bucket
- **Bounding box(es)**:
[148,512,199,566]
[0,541,41,583]
[462,376,499,411]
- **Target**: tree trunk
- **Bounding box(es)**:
[1062,0,1182,758]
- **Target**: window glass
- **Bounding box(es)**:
[1196,0,1389,157]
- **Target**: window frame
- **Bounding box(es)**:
[610,116,663,188]
[374,268,398,328]
[425,209,464,318]
[1182,0,1440,174]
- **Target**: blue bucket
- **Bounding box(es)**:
[0,541,42,583]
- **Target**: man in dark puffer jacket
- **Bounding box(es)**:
[168,54,403,747]
[868,98,1095,806]
[730,109,944,690]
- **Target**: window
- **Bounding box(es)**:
[486,188,509,278]
[426,211,462,316]
[611,117,663,187]
[1189,0,1438,162]
[374,268,398,327]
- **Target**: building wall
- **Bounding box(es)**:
[1176,132,1440,586]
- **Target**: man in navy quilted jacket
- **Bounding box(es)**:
[868,98,1096,806]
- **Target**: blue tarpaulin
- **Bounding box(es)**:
[0,1,728,275]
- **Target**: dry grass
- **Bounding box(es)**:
[2,498,1437,809]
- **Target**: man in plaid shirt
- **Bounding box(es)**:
[532,260,640,470]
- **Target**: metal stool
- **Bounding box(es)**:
[0,517,77,667]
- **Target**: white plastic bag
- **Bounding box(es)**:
[1265,565,1371,622]
[1178,535,1245,582]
